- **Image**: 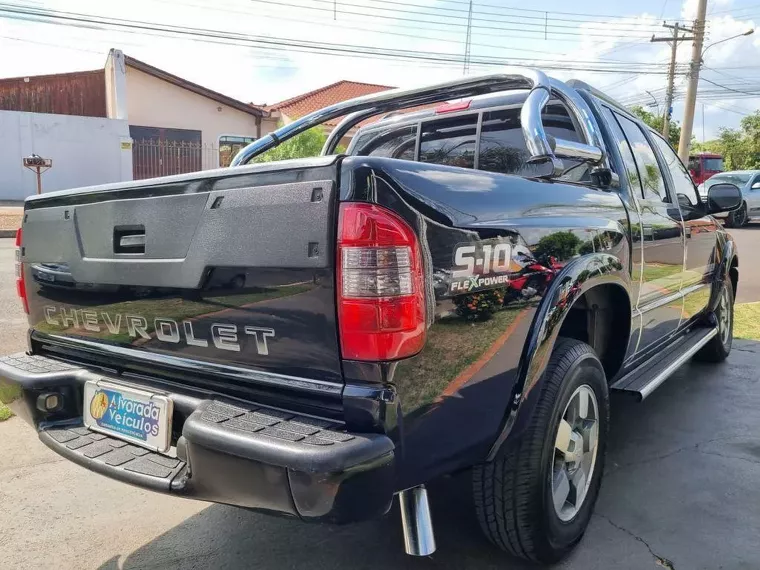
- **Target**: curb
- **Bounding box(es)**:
[0,230,17,238]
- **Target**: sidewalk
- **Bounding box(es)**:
[0,207,23,237]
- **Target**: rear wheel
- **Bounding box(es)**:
[695,278,734,362]
[472,338,609,564]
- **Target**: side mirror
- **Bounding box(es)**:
[707,183,742,214]
[752,182,760,190]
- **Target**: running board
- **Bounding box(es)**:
[611,327,718,400]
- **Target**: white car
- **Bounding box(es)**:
[701,170,760,227]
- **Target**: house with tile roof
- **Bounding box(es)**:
[264,80,394,142]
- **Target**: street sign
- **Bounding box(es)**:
[23,156,52,168]
[23,155,52,194]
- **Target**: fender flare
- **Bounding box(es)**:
[708,232,739,312]
[486,252,631,461]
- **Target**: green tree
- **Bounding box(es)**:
[533,231,582,260]
[690,110,760,171]
[253,125,327,163]
[629,106,681,148]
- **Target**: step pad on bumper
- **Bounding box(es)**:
[200,401,354,446]
[40,425,187,491]
[185,401,394,473]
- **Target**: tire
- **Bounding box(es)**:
[726,203,747,228]
[473,338,609,564]
[695,278,734,362]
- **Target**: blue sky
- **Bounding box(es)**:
[1,0,759,139]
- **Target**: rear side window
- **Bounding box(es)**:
[352,125,417,159]
[419,114,477,169]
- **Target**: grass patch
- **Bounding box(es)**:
[0,382,22,404]
[393,306,522,413]
[734,302,760,341]
[35,284,313,343]
[0,380,23,421]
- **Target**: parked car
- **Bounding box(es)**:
[2,69,741,565]
[698,169,760,227]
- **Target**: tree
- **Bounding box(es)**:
[694,110,760,170]
[629,106,681,148]
[533,231,582,260]
[253,125,327,163]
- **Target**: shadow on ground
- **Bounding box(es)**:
[99,340,760,570]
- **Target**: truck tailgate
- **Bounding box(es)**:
[20,158,343,389]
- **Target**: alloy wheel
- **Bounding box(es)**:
[552,385,599,522]
[719,284,732,346]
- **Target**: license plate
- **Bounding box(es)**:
[83,380,173,453]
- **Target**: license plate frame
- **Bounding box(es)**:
[82,380,173,453]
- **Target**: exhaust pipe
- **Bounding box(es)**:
[399,485,436,556]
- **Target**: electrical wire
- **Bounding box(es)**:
[244,0,664,39]
[0,4,680,74]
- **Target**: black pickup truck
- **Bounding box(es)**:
[1,69,742,564]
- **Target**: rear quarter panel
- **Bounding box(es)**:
[339,157,631,488]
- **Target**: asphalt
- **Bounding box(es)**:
[1,231,760,569]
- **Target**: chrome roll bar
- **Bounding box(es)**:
[231,68,604,174]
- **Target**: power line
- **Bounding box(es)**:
[0,4,679,74]
[348,0,671,29]
[246,0,664,39]
[431,0,687,23]
[700,76,760,95]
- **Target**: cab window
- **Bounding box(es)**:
[419,114,477,169]
[478,104,588,181]
[352,125,417,159]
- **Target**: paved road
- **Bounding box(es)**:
[2,235,760,569]
[726,225,760,303]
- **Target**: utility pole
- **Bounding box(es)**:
[678,0,708,162]
[463,0,473,75]
[651,22,694,141]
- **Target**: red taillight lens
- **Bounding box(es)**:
[15,228,28,314]
[337,203,426,361]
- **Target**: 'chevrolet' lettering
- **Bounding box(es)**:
[42,306,275,355]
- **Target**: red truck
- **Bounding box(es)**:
[689,152,724,185]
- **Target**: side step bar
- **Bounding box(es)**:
[611,327,718,400]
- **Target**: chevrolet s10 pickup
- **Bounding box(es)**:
[1,69,742,563]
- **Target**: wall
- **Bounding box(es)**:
[0,69,106,117]
[0,110,133,200]
[125,67,277,168]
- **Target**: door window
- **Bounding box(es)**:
[650,134,700,207]
[613,113,668,202]
[600,106,642,195]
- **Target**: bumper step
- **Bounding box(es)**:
[184,401,393,473]
[39,424,187,492]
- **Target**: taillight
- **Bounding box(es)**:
[15,228,28,314]
[337,203,426,361]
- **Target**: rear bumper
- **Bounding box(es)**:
[0,352,395,523]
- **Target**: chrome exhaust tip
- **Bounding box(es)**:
[399,485,436,556]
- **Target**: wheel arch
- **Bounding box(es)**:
[709,233,739,312]
[486,253,631,461]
